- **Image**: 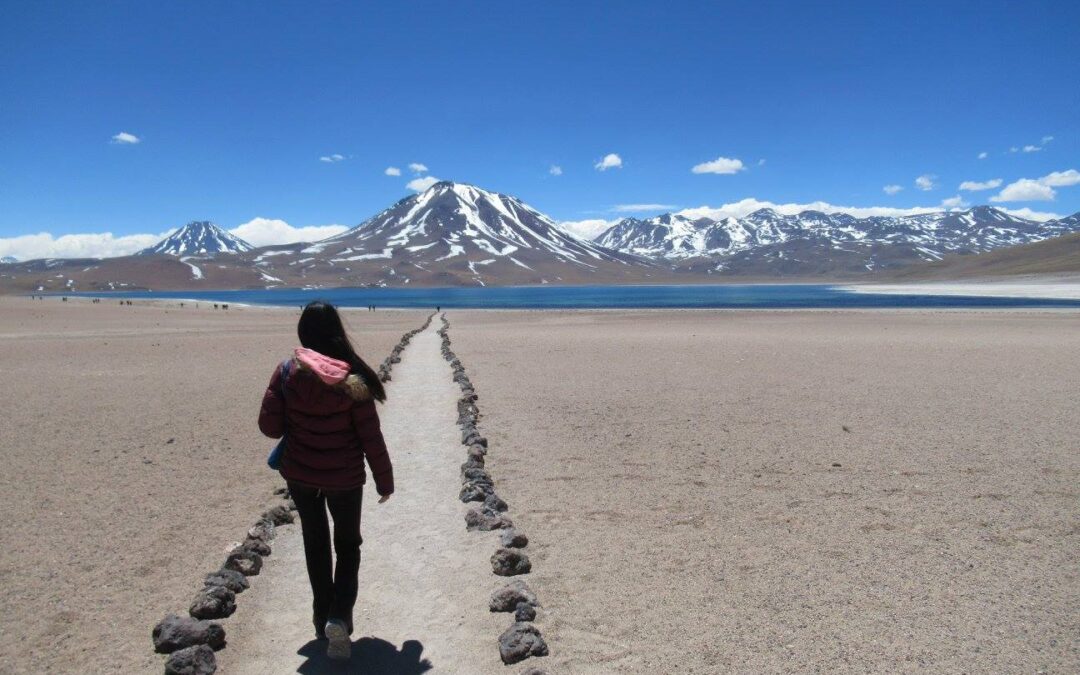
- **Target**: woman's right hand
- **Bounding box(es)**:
[378,494,391,504]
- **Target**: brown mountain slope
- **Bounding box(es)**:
[880,232,1080,280]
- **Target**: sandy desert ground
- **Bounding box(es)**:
[0,297,426,673]
[1,300,1078,673]
[450,309,1080,673]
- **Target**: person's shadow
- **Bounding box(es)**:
[296,637,433,674]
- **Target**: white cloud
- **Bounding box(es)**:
[549,165,563,176]
[958,178,1002,191]
[1009,136,1053,154]
[557,218,618,239]
[940,195,968,209]
[111,132,141,145]
[914,174,937,191]
[691,156,744,175]
[0,231,165,260]
[977,151,988,160]
[594,153,623,171]
[384,166,401,176]
[319,154,345,163]
[882,184,903,195]
[673,199,1057,223]
[229,218,348,247]
[408,162,428,174]
[1038,169,1080,187]
[996,207,1063,221]
[757,159,766,166]
[0,218,355,261]
[990,178,1056,202]
[612,203,676,213]
[406,175,440,191]
[989,169,1080,202]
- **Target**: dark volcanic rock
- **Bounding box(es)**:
[247,519,275,542]
[152,614,226,653]
[490,580,538,612]
[461,467,492,483]
[262,505,294,525]
[492,548,532,576]
[234,537,271,557]
[484,493,508,513]
[459,482,491,503]
[515,602,537,622]
[224,550,262,576]
[500,529,529,548]
[461,457,484,472]
[498,622,549,664]
[204,569,249,594]
[189,585,236,620]
[164,644,217,675]
[465,507,512,531]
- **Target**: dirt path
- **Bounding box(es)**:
[218,323,507,673]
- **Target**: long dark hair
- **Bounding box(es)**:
[297,301,386,403]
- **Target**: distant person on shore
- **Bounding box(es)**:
[258,300,394,661]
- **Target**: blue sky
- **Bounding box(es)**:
[1,1,1078,257]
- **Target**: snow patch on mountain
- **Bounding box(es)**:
[140,221,254,257]
[597,206,1080,264]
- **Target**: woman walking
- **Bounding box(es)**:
[258,301,394,661]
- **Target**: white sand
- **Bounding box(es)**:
[844,279,1080,299]
[218,323,509,673]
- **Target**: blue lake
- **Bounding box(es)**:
[67,284,1080,309]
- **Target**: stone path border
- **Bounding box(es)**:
[437,314,551,670]
[150,312,435,675]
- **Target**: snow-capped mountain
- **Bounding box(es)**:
[140,221,254,257]
[248,181,653,286]
[0,256,17,264]
[597,206,1080,274]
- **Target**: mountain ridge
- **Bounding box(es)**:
[139,221,254,257]
[2,182,1078,292]
[596,205,1080,275]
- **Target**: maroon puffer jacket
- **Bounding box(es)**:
[258,356,393,495]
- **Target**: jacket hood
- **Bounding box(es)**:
[292,347,371,401]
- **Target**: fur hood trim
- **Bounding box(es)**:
[291,356,372,402]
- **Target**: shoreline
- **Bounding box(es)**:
[12,282,1080,311]
[6,293,1080,315]
[844,279,1080,300]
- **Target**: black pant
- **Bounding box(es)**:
[287,481,364,635]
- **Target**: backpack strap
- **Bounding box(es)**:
[280,359,292,400]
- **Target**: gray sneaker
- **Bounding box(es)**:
[324,619,351,661]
